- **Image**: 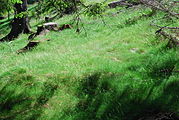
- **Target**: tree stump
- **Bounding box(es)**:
[28,25,50,40]
[44,22,58,31]
[18,23,72,53]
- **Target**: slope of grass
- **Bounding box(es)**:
[0,6,179,120]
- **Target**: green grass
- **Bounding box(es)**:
[0,6,179,120]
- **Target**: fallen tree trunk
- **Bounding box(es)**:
[109,0,179,18]
[17,40,50,53]
[150,23,179,30]
[28,22,58,40]
[108,0,139,8]
[140,0,179,18]
[156,29,179,48]
[28,23,72,40]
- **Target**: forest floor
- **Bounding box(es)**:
[0,4,179,120]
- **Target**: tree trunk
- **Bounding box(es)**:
[0,0,30,42]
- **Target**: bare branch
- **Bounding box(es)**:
[140,0,179,18]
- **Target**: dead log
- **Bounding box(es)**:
[140,0,179,18]
[28,23,58,40]
[28,25,49,40]
[156,29,179,48]
[17,42,39,53]
[18,42,39,52]
[150,23,179,30]
[28,23,72,40]
[108,0,139,8]
[17,39,50,53]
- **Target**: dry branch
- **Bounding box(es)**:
[108,0,139,8]
[156,29,179,48]
[140,0,179,18]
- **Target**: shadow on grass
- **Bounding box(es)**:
[74,69,179,120]
[0,50,178,120]
[0,68,59,120]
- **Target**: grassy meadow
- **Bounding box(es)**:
[0,3,179,120]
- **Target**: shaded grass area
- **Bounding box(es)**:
[0,49,178,120]
[71,49,179,120]
[0,6,179,120]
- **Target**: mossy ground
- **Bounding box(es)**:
[0,5,179,120]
